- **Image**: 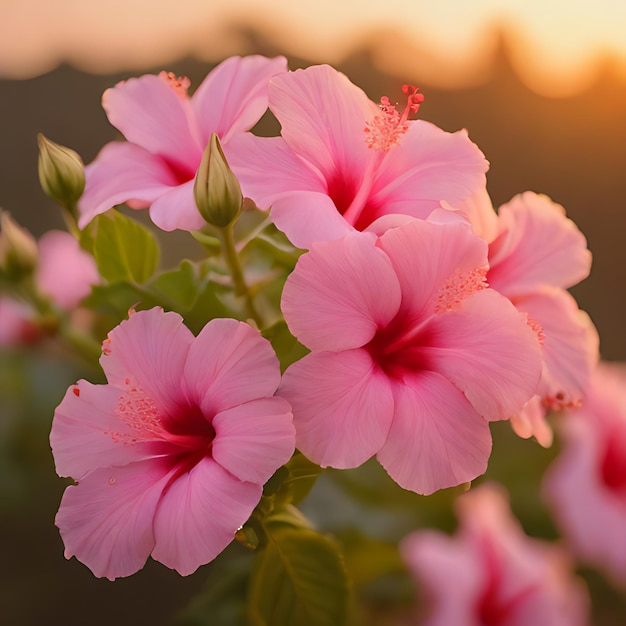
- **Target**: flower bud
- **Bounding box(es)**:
[37,133,85,211]
[0,211,38,281]
[194,133,243,228]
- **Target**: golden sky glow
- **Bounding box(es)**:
[2,0,626,96]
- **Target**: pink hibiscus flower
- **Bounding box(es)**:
[36,230,100,309]
[279,218,542,495]
[228,64,488,249]
[401,483,589,626]
[483,192,598,446]
[543,363,626,587]
[78,55,288,232]
[50,308,295,579]
[0,230,98,346]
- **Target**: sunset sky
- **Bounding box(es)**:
[1,0,626,96]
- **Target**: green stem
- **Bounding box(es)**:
[220,223,263,328]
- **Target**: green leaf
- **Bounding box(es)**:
[248,525,349,626]
[284,453,323,505]
[149,260,199,311]
[82,282,147,315]
[91,211,159,283]
[176,547,252,626]
[262,320,309,372]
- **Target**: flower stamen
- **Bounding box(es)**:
[159,71,191,98]
[364,84,424,153]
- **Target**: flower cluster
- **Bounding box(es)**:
[9,53,614,620]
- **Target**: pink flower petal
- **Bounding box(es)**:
[36,230,99,308]
[279,349,394,468]
[373,121,488,220]
[401,531,481,626]
[151,457,261,576]
[183,318,281,416]
[147,179,204,232]
[100,308,193,417]
[0,297,37,346]
[441,185,500,243]
[103,73,202,166]
[55,460,172,580]
[510,396,554,448]
[543,363,626,585]
[378,218,488,322]
[270,190,356,249]
[269,64,378,183]
[377,372,492,495]
[488,192,591,295]
[281,232,401,351]
[227,134,325,211]
[78,142,181,228]
[424,289,542,421]
[50,381,162,480]
[191,55,288,144]
[518,288,599,410]
[212,397,295,484]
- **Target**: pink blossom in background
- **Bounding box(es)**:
[78,55,288,232]
[0,297,40,345]
[36,230,100,309]
[279,218,542,495]
[457,191,598,446]
[50,308,295,579]
[401,484,589,626]
[0,230,98,346]
[229,64,488,249]
[543,363,626,587]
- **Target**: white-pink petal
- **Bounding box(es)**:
[103,73,202,165]
[191,55,288,144]
[377,373,492,495]
[78,142,181,228]
[151,457,261,576]
[281,232,400,351]
[488,192,591,295]
[184,318,281,416]
[424,289,542,421]
[270,190,355,249]
[227,134,325,212]
[279,349,395,468]
[516,288,599,410]
[100,308,193,418]
[50,381,162,480]
[212,397,295,484]
[268,64,377,184]
[378,218,488,323]
[373,122,488,220]
[147,179,204,232]
[56,460,171,580]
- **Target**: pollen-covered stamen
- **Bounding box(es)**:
[159,71,191,98]
[435,266,488,314]
[543,392,581,412]
[106,379,164,445]
[364,84,424,153]
[527,316,545,346]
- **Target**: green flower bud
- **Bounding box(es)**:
[37,133,85,212]
[194,133,243,228]
[0,211,38,281]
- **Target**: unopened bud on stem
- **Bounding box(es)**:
[37,133,85,215]
[0,211,38,281]
[194,133,243,228]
